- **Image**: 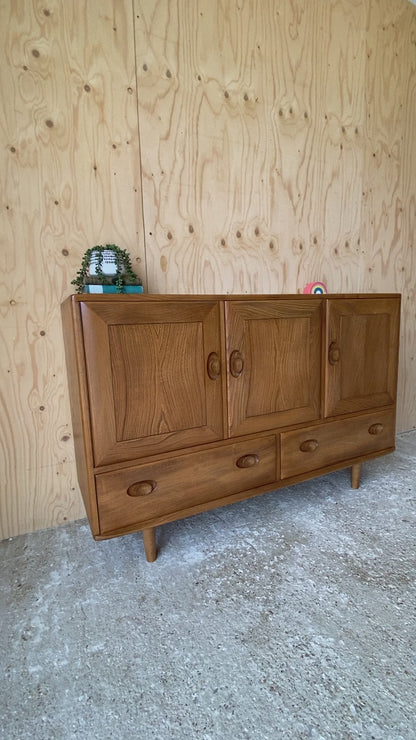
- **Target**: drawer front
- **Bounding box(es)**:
[280,409,395,479]
[96,436,277,534]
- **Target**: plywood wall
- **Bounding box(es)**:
[0,0,146,539]
[136,0,415,429]
[136,0,368,293]
[0,0,415,538]
[362,0,416,431]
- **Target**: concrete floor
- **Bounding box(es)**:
[1,431,416,740]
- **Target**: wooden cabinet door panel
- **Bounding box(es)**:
[225,299,322,436]
[80,300,224,465]
[325,297,400,417]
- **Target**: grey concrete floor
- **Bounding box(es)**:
[1,431,416,740]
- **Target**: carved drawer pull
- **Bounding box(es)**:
[127,480,157,497]
[230,349,244,378]
[368,423,383,435]
[207,352,221,380]
[299,439,319,453]
[236,453,259,469]
[328,342,340,365]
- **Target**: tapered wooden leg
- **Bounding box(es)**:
[142,527,157,562]
[351,463,361,489]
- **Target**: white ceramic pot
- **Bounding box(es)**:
[89,249,124,277]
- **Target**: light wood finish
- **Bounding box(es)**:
[1,0,414,539]
[142,528,157,563]
[63,293,400,560]
[134,2,415,446]
[397,6,416,434]
[351,464,361,490]
[0,0,146,539]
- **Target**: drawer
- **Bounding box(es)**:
[96,436,277,534]
[280,409,395,479]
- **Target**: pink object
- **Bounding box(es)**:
[303,281,327,295]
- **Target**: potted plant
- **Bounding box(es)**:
[71,244,143,294]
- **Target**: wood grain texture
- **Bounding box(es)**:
[0,0,145,538]
[64,293,399,559]
[79,299,223,465]
[96,435,277,534]
[225,299,322,436]
[362,1,416,432]
[280,409,396,479]
[1,0,415,538]
[397,5,416,432]
[135,0,368,294]
[135,0,415,433]
[325,297,400,416]
[361,0,407,294]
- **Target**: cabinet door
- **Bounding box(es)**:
[325,297,400,417]
[80,300,224,465]
[225,299,322,437]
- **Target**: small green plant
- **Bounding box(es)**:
[71,244,142,293]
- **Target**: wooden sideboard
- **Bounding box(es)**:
[62,294,400,562]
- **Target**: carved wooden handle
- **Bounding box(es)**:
[368,423,383,435]
[299,439,319,453]
[230,350,244,378]
[236,453,259,469]
[207,352,221,380]
[127,480,157,497]
[328,342,340,365]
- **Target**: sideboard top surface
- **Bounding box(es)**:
[66,292,401,304]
